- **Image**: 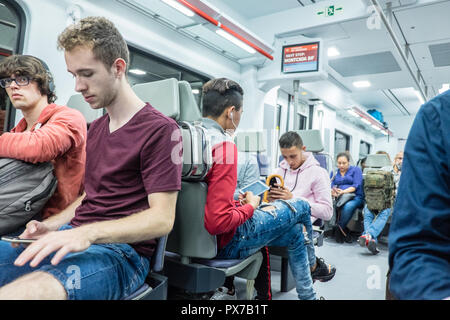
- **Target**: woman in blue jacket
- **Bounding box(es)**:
[331,152,364,243]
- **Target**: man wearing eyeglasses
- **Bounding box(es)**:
[0,54,87,221]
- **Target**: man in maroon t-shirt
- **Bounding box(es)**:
[0,17,181,300]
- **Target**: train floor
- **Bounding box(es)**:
[234,237,390,300]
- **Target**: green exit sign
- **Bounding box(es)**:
[317,5,343,17]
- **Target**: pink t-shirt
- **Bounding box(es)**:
[70,104,182,257]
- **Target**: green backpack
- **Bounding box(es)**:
[363,170,395,213]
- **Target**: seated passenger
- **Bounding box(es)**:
[202,78,323,300]
[254,131,336,299]
[0,16,182,300]
[358,151,403,254]
[331,152,365,243]
[0,55,87,221]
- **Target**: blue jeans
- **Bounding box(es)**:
[363,206,391,242]
[217,199,316,300]
[338,197,364,228]
[0,225,150,299]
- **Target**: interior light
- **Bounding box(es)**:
[361,118,371,125]
[353,81,371,88]
[129,69,147,75]
[192,89,200,94]
[371,124,380,130]
[161,0,195,17]
[347,109,359,117]
[327,47,340,57]
[301,91,308,96]
[381,130,388,135]
[216,29,256,54]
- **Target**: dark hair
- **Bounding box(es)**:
[279,131,304,149]
[57,16,129,70]
[336,152,350,162]
[202,78,243,118]
[0,55,56,103]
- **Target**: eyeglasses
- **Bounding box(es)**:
[0,76,34,88]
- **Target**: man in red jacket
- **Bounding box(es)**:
[202,78,321,300]
[0,54,87,220]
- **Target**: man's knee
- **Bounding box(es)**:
[0,271,67,300]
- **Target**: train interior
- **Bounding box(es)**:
[0,0,449,300]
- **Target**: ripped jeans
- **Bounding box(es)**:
[217,198,316,300]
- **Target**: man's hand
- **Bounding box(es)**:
[239,191,261,209]
[14,227,93,268]
[11,220,52,249]
[267,184,293,202]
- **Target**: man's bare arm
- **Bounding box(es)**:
[15,191,178,267]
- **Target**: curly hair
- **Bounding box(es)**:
[57,16,129,70]
[0,55,56,103]
[202,78,244,118]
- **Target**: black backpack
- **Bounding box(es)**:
[0,158,57,235]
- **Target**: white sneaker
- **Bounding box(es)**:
[210,287,237,300]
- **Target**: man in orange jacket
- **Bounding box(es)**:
[0,55,87,220]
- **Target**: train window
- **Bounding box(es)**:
[359,140,371,159]
[0,0,24,133]
[297,114,307,130]
[127,46,209,109]
[334,130,350,159]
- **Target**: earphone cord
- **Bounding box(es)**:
[283,168,301,192]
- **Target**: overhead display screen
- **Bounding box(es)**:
[281,42,320,74]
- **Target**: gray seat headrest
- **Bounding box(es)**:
[365,154,392,168]
[66,94,103,123]
[295,130,324,153]
[133,78,180,120]
[178,81,202,122]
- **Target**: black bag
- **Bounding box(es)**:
[335,193,356,208]
[0,158,57,235]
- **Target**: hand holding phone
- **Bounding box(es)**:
[1,236,37,244]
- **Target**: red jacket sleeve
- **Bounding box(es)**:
[204,141,254,235]
[0,108,86,163]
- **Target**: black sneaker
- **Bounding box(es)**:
[311,257,336,282]
[367,239,379,255]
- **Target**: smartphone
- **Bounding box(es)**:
[269,176,282,188]
[239,180,270,197]
[1,236,36,244]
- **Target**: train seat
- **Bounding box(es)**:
[153,79,263,300]
[124,236,168,300]
[364,154,392,173]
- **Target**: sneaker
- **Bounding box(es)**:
[367,239,379,255]
[358,235,369,247]
[311,257,336,282]
[210,287,237,300]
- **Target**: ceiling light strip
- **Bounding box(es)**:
[176,0,274,60]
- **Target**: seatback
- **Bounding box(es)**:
[66,94,103,123]
[364,154,392,173]
[162,80,217,262]
[133,78,180,120]
[178,81,202,122]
